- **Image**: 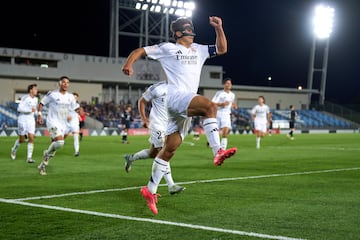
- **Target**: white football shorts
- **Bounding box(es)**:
[254,121,267,133]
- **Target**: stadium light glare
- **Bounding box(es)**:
[184,2,195,10]
[142,3,149,10]
[163,0,171,7]
[155,5,161,12]
[313,5,334,39]
[185,10,192,17]
[177,1,184,8]
[175,8,185,16]
[133,0,195,17]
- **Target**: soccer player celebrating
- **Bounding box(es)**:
[37,76,77,175]
[122,16,237,214]
[10,84,39,163]
[211,78,237,150]
[251,96,271,149]
[124,81,184,195]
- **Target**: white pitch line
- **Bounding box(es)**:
[0,198,305,240]
[13,167,360,201]
[268,146,360,151]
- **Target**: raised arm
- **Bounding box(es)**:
[122,48,147,77]
[209,16,227,55]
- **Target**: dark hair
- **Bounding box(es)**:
[259,95,265,103]
[289,105,293,109]
[223,77,232,84]
[73,92,79,97]
[59,76,70,81]
[170,17,194,39]
[27,84,37,93]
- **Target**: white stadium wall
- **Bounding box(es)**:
[0,47,311,108]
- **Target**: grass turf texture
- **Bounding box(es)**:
[0,133,359,240]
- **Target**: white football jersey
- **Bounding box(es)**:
[142,81,168,131]
[41,89,77,126]
[251,104,270,124]
[17,94,38,118]
[144,42,217,94]
[212,90,235,115]
[68,101,80,125]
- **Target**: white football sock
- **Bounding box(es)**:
[203,118,221,155]
[47,140,64,155]
[27,143,34,159]
[12,139,20,151]
[73,133,79,153]
[132,149,150,161]
[147,157,169,194]
[256,137,260,148]
[221,137,228,150]
[163,163,175,188]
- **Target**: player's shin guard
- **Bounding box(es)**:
[27,143,34,159]
[163,163,175,187]
[203,118,221,155]
[12,139,20,151]
[147,158,169,194]
[47,140,64,155]
[133,149,150,160]
[73,133,80,153]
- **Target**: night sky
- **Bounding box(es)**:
[1,0,360,105]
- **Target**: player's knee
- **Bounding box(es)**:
[205,101,217,117]
[54,140,65,150]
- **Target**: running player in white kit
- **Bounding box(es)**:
[122,16,237,214]
[10,84,39,163]
[124,81,184,195]
[212,78,237,150]
[251,96,271,149]
[37,76,77,175]
[65,92,81,157]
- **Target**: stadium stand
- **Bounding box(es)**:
[0,102,353,130]
[231,108,352,129]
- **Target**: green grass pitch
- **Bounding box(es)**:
[0,133,359,240]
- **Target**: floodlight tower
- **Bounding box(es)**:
[307,5,334,106]
[109,0,195,58]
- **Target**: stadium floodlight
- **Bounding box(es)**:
[155,5,161,12]
[175,8,185,16]
[169,7,175,14]
[177,1,184,8]
[133,0,195,17]
[307,4,335,106]
[184,1,195,10]
[163,0,171,6]
[141,3,149,10]
[313,5,334,39]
